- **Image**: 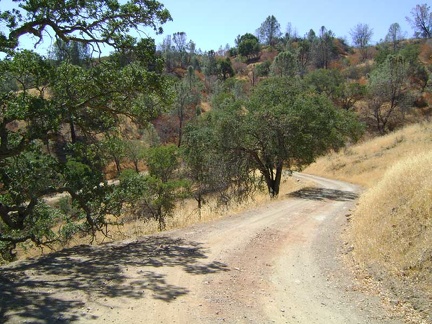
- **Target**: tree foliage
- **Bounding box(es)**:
[311,26,335,69]
[270,51,297,77]
[0,0,172,261]
[120,145,188,231]
[184,77,363,198]
[303,68,366,110]
[243,77,362,196]
[217,58,235,80]
[49,39,91,67]
[237,33,261,60]
[182,105,260,206]
[385,23,404,52]
[256,15,282,47]
[365,55,411,134]
[0,0,171,54]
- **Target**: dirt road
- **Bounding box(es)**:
[0,174,403,323]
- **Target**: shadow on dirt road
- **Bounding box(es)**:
[0,236,229,323]
[287,187,359,201]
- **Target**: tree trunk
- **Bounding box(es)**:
[70,119,77,144]
[262,163,283,197]
[196,192,202,219]
[114,158,121,175]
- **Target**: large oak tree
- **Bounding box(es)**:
[183,77,363,198]
[0,0,172,261]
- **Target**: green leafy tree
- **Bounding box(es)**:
[398,44,429,91]
[170,32,188,69]
[366,55,411,134]
[296,38,312,77]
[125,140,147,173]
[375,43,393,65]
[237,33,261,60]
[304,68,366,110]
[208,78,247,111]
[172,70,202,147]
[254,60,272,77]
[146,144,180,182]
[0,0,171,53]
[120,145,188,230]
[385,23,404,52]
[256,15,282,47]
[213,78,363,197]
[182,106,260,208]
[202,50,218,77]
[110,38,164,72]
[159,35,175,72]
[304,68,343,99]
[0,0,172,260]
[217,57,235,80]
[102,136,127,175]
[182,120,221,212]
[185,78,362,198]
[270,51,297,77]
[336,82,367,111]
[313,26,336,69]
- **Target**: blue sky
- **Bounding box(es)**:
[1,0,424,55]
[151,0,422,51]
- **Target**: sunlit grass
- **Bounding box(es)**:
[16,172,311,260]
[118,174,310,238]
[305,122,432,187]
[306,121,432,320]
[351,151,432,280]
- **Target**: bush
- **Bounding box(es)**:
[254,60,271,77]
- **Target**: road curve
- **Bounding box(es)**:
[0,174,403,323]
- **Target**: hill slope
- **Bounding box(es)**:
[305,122,432,323]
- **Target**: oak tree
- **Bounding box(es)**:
[237,33,261,61]
[0,0,172,260]
[184,78,363,198]
[365,55,411,134]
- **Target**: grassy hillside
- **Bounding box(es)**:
[305,122,432,322]
[305,123,432,187]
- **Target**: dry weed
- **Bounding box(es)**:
[349,150,432,320]
[120,174,310,239]
[15,174,310,261]
[307,122,432,320]
[351,151,432,274]
[305,122,432,187]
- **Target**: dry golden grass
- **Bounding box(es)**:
[351,151,432,278]
[305,122,432,187]
[16,173,311,260]
[306,121,432,320]
[116,174,310,240]
[349,150,432,321]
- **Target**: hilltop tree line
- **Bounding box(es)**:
[0,0,430,261]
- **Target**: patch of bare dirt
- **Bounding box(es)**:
[0,174,408,323]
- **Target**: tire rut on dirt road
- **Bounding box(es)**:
[0,174,404,323]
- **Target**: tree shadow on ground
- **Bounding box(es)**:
[287,187,358,201]
[0,235,229,323]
